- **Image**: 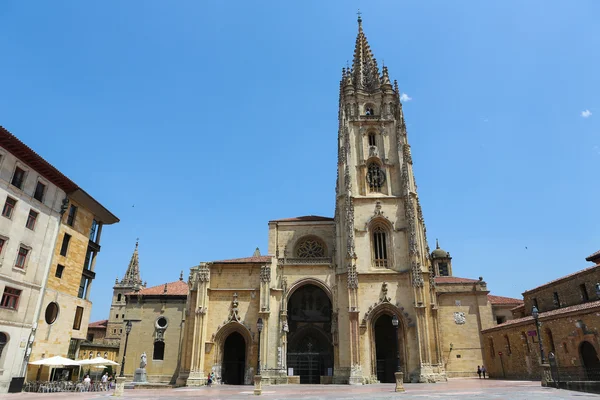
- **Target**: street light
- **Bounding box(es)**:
[532,306,545,363]
[119,321,133,377]
[256,318,263,376]
[391,314,401,372]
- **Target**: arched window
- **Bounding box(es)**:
[117,294,122,302]
[153,341,165,360]
[504,335,512,355]
[367,163,385,192]
[296,237,325,258]
[372,225,388,268]
[368,133,376,146]
[521,332,530,353]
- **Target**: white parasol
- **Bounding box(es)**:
[76,357,119,366]
[29,356,79,367]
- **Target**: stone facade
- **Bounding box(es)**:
[79,320,119,368]
[118,279,187,383]
[481,251,600,380]
[0,128,65,392]
[173,17,517,387]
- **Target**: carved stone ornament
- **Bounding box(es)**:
[198,265,210,282]
[454,312,466,325]
[369,145,379,158]
[195,306,207,315]
[282,318,289,333]
[229,292,241,322]
[361,298,414,328]
[403,144,413,164]
[260,265,271,283]
[374,201,383,216]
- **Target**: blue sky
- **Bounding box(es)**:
[1,1,598,321]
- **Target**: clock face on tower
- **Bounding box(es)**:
[367,163,386,191]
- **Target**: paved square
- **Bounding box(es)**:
[1,380,598,399]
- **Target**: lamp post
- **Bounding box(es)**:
[532,306,545,364]
[391,314,405,392]
[254,318,264,396]
[391,314,400,372]
[119,321,133,377]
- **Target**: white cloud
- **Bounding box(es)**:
[581,109,592,118]
[400,93,412,102]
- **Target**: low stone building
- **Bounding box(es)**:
[78,319,119,366]
[481,250,600,380]
[118,276,188,383]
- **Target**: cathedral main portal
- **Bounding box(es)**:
[287,284,333,384]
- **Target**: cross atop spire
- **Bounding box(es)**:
[119,239,143,289]
[357,9,362,25]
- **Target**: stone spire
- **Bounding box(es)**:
[120,239,143,288]
[351,12,380,91]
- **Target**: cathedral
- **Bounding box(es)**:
[107,16,518,386]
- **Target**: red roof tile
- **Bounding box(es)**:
[488,295,524,305]
[88,320,108,328]
[482,300,600,332]
[586,249,600,263]
[128,280,188,296]
[270,215,334,222]
[435,276,480,284]
[210,255,272,264]
[523,264,600,294]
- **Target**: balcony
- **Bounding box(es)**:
[278,257,332,266]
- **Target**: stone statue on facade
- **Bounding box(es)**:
[140,352,147,368]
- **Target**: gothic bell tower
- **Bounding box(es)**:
[105,240,145,342]
[333,14,444,383]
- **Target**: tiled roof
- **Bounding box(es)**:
[435,276,480,284]
[586,249,600,263]
[523,264,600,294]
[511,304,525,312]
[88,320,108,328]
[488,295,523,305]
[128,280,188,296]
[210,255,272,264]
[482,300,600,333]
[0,126,119,224]
[270,215,334,222]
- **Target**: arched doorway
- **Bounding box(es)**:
[580,341,600,380]
[374,314,399,383]
[287,284,333,384]
[222,332,246,385]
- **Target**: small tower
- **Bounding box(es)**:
[106,240,145,341]
[431,239,452,277]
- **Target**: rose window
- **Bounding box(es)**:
[296,239,325,258]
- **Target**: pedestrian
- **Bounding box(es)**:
[481,365,487,378]
[101,372,109,390]
[210,371,216,385]
[83,374,91,391]
[207,372,212,387]
[477,365,481,379]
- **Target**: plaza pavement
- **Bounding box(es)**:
[1,379,598,399]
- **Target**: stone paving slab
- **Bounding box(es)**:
[1,379,598,399]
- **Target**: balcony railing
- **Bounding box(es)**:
[278,257,332,265]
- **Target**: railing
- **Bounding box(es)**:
[23,381,112,392]
[278,258,332,265]
[554,366,600,382]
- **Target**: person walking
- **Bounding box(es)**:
[207,372,212,387]
[83,374,91,392]
[481,365,487,378]
[101,372,109,390]
[477,365,482,379]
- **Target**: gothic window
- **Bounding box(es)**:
[364,103,375,116]
[117,294,121,302]
[372,225,388,268]
[368,133,376,146]
[153,341,165,360]
[366,163,385,192]
[296,238,325,258]
[545,328,556,353]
